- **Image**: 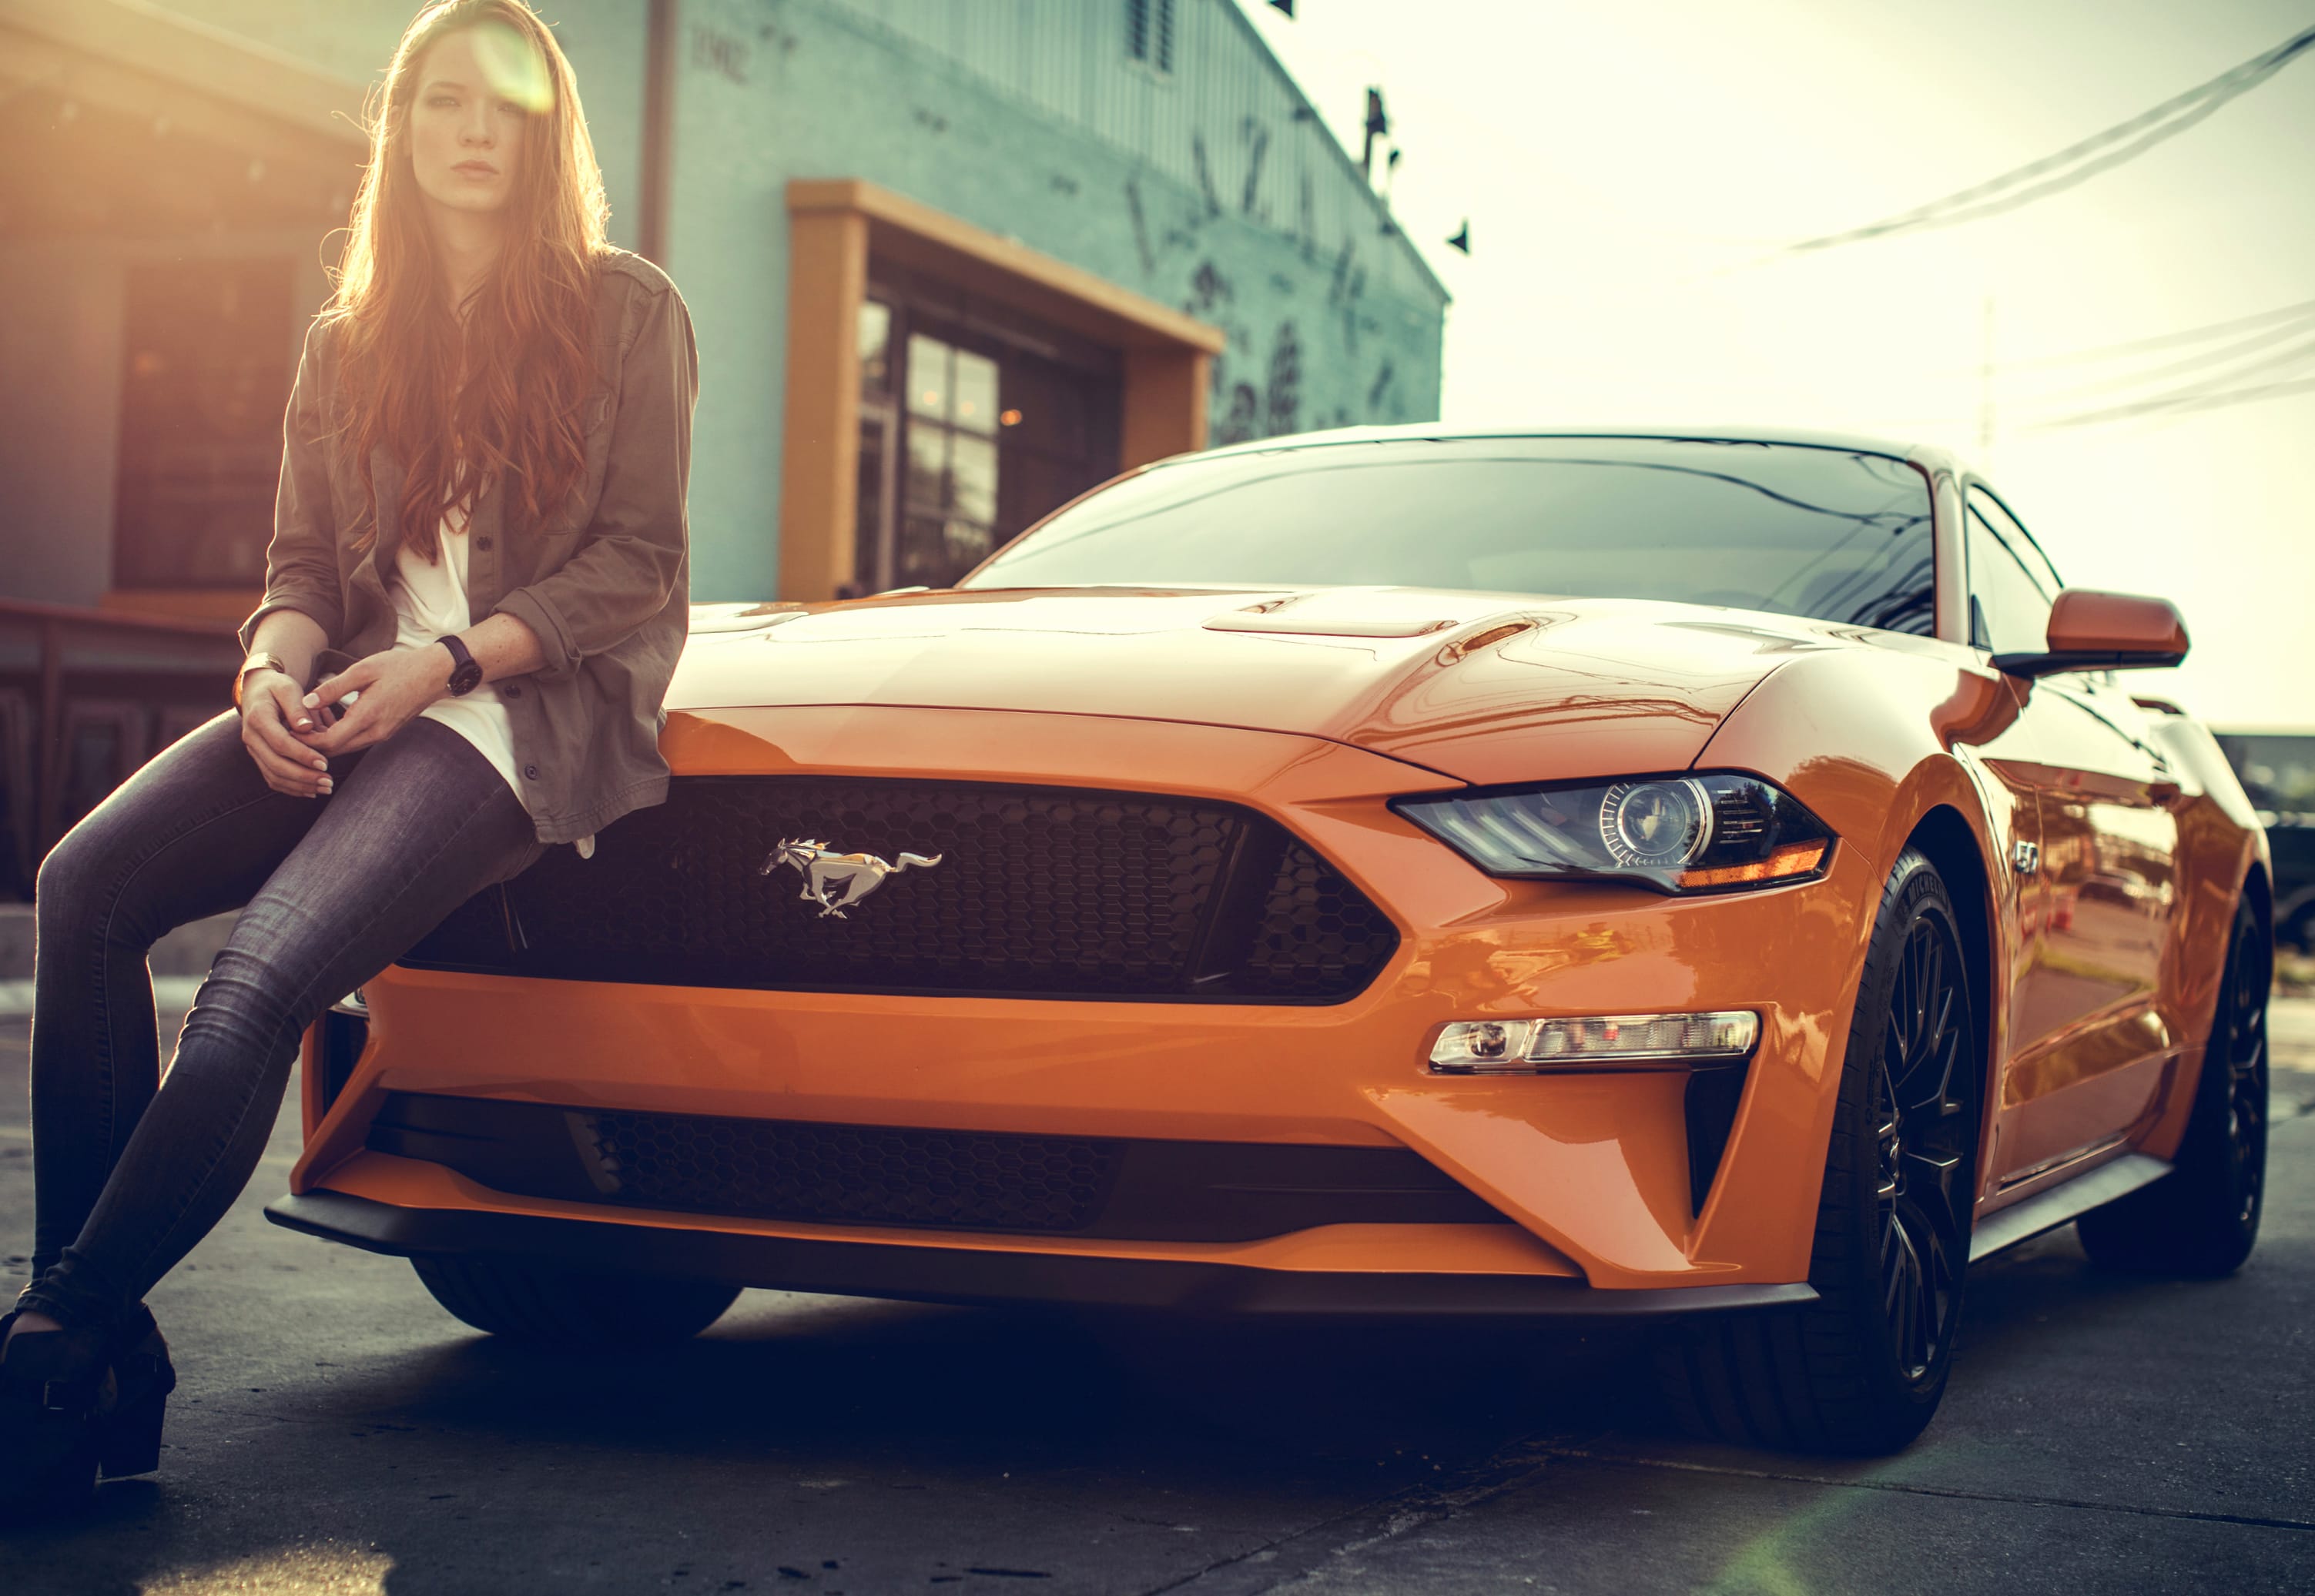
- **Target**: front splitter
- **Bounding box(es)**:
[266,1190,1818,1321]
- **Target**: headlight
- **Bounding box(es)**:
[1394,772,1833,893]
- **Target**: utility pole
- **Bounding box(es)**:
[1977,294,1997,461]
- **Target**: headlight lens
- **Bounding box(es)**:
[1395,772,1833,893]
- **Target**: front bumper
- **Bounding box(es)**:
[290,705,1878,1293]
[264,1190,1817,1320]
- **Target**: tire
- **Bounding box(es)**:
[1657,847,1980,1454]
[2076,894,2269,1276]
[412,1257,741,1349]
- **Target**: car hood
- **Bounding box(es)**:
[670,587,1843,786]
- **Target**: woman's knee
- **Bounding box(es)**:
[177,940,314,1066]
[34,714,283,949]
[34,814,129,937]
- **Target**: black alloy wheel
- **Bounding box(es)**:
[1658,846,1980,1454]
[2078,893,2270,1276]
[1871,913,1972,1384]
[2217,916,2270,1229]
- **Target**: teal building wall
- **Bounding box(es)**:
[673,0,1446,598]
[2,0,1446,606]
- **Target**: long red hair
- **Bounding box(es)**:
[329,0,607,560]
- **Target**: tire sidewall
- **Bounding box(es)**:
[2179,897,2268,1256]
[1818,848,1978,1418]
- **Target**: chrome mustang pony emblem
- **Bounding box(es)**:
[761,838,943,918]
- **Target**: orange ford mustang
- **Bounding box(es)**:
[269,427,2272,1454]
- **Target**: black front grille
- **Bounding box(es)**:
[368,1093,1510,1241]
[581,1109,1116,1233]
[402,777,1397,1001]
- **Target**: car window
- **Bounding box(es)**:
[963,437,1938,634]
[1965,487,2055,654]
[1969,487,2062,592]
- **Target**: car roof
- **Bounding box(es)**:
[1178,421,1970,479]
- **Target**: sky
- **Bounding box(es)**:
[1234,0,2315,730]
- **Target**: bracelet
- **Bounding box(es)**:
[233,652,288,711]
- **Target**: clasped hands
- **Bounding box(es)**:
[238,646,454,799]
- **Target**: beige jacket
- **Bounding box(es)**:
[240,250,697,845]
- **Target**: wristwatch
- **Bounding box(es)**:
[437,634,484,698]
[233,651,288,711]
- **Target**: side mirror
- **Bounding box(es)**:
[1992,589,2189,678]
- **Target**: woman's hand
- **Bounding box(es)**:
[301,646,454,756]
[240,671,334,798]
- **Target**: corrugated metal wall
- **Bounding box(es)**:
[821,0,1443,306]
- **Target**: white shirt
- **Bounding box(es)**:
[389,507,524,808]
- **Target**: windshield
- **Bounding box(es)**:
[961,436,1937,634]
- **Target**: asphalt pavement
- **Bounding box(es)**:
[2,1001,2311,1594]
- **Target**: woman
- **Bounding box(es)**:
[2,0,695,1514]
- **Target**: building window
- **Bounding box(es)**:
[112,259,294,591]
[852,286,1121,595]
[1127,0,1176,73]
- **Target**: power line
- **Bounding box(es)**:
[1785,22,2315,254]
[2036,313,2315,400]
[2035,373,2315,428]
[1989,293,2315,371]
[2033,353,2315,430]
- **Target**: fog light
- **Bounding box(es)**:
[1428,1010,1758,1073]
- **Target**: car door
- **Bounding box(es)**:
[1965,487,2183,1189]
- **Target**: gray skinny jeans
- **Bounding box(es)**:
[19,712,541,1331]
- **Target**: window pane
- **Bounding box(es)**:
[903,423,947,513]
[857,300,893,400]
[1968,487,2061,593]
[897,513,953,588]
[950,433,999,524]
[1967,510,2054,654]
[952,349,1000,436]
[943,517,997,574]
[906,333,949,420]
[853,415,889,593]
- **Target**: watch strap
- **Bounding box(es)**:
[437,634,484,697]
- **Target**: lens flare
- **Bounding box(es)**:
[471,18,554,115]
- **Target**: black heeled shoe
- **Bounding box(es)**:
[99,1305,176,1480]
[0,1310,118,1521]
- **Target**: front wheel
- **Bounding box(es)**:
[2077,894,2269,1276]
[412,1257,741,1349]
[1658,848,1980,1454]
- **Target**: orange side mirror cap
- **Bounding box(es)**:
[1992,588,2189,677]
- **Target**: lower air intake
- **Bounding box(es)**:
[575,1109,1117,1233]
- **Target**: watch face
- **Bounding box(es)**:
[441,637,483,695]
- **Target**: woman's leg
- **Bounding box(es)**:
[20,718,540,1330]
[28,713,333,1300]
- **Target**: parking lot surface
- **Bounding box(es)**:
[3,1003,2312,1594]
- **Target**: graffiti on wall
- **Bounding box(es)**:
[1113,107,1409,449]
